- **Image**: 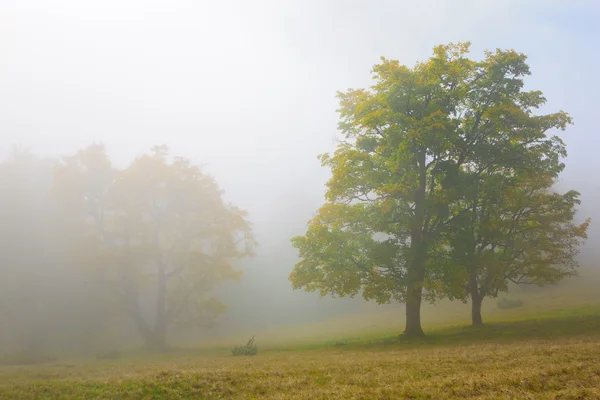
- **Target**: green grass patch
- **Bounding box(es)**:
[1,307,600,399]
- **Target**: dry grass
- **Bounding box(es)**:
[1,309,600,399]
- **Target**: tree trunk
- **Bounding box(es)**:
[469,271,484,326]
[144,331,168,352]
[124,297,167,351]
[151,261,168,351]
[404,279,425,337]
[121,276,158,349]
[403,150,428,338]
[403,251,426,338]
[471,293,484,326]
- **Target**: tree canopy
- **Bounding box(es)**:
[443,168,589,325]
[290,42,586,337]
[53,145,255,349]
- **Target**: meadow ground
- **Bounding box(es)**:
[1,277,600,399]
[1,307,600,399]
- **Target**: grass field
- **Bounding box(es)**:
[1,276,600,399]
[1,306,600,399]
[195,273,600,350]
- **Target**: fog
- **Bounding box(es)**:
[1,0,599,355]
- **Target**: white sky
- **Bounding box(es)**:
[1,0,599,245]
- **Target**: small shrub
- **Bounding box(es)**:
[497,297,524,310]
[232,336,258,356]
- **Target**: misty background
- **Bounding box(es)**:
[1,0,599,352]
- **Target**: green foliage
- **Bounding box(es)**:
[231,336,258,356]
[497,297,524,310]
[441,160,589,324]
[290,42,586,335]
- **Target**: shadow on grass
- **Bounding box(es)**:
[314,306,600,351]
[115,306,600,356]
[404,307,599,346]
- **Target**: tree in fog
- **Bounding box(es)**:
[290,42,576,337]
[0,148,115,356]
[0,149,54,353]
[54,145,255,350]
[442,169,589,325]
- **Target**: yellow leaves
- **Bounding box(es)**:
[371,58,410,81]
[52,145,255,332]
[577,218,592,239]
[380,198,394,216]
[317,152,331,166]
[432,42,472,61]
[296,42,586,312]
[292,202,391,297]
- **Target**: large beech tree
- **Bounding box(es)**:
[290,42,575,337]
